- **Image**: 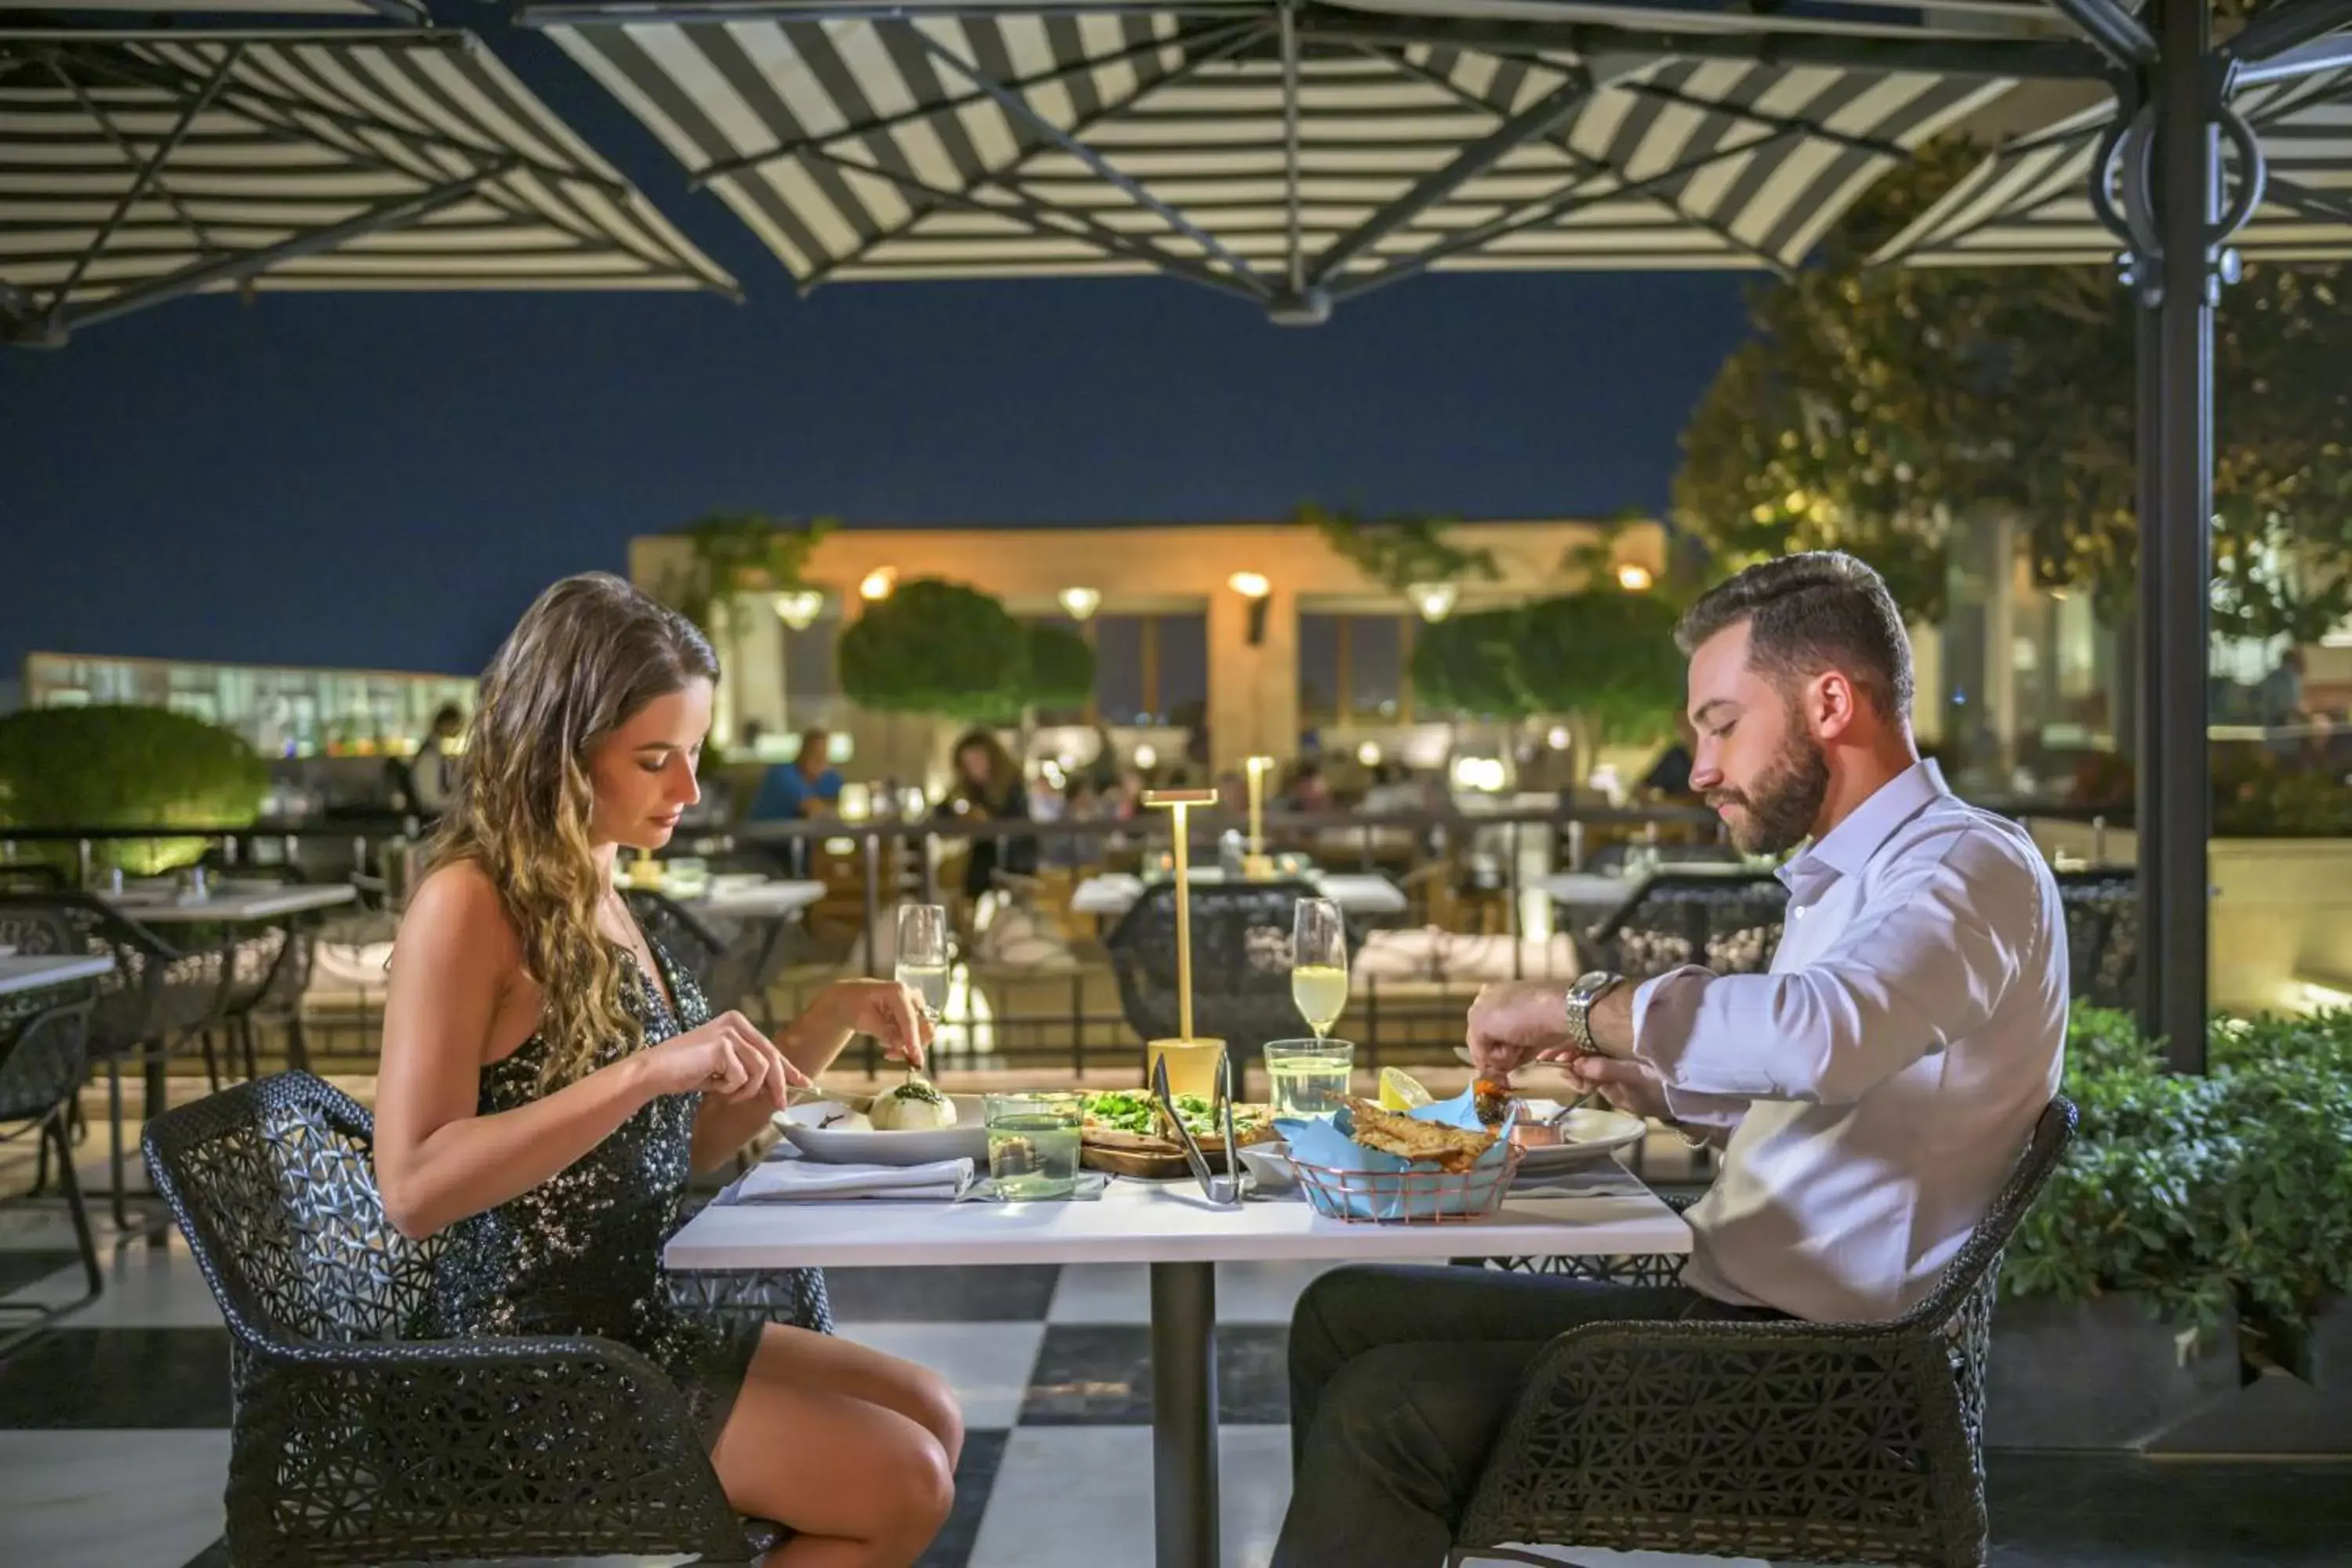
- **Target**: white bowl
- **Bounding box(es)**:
[777,1094,989,1167]
[1512,1105,1649,1175]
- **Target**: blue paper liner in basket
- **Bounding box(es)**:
[1275,1091,1521,1223]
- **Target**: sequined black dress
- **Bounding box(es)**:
[414,944,760,1446]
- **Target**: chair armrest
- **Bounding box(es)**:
[1457,1316,1984,1562]
[233,1330,747,1563]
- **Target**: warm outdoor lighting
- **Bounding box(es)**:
[1616,563,1655,592]
[1244,755,1274,857]
[1407,582,1458,622]
[774,589,825,629]
[1134,743,1159,770]
[1228,571,1270,599]
[1058,586,1102,620]
[1356,741,1381,768]
[1547,725,1572,750]
[858,567,897,601]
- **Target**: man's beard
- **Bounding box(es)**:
[1708,728,1829,855]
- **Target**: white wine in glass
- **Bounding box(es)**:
[1290,897,1348,1038]
[894,903,951,1019]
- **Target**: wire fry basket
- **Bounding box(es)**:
[1290,1145,1525,1225]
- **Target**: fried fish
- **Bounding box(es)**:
[1343,1097,1499,1174]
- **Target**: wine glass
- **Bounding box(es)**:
[1290,897,1347,1040]
[894,904,949,1075]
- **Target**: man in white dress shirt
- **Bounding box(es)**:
[1272,551,2067,1566]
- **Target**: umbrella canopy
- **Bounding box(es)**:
[0,26,738,344]
[524,0,2071,320]
[1871,58,2352,266]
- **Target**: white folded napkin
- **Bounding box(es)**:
[721,1157,975,1204]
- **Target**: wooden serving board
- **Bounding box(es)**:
[1080,1116,1279,1180]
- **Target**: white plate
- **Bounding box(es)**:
[777,1094,989,1167]
[1514,1105,1650,1174]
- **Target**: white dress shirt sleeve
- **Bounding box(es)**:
[1628,826,2044,1106]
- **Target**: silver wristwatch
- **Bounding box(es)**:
[1563,969,1624,1054]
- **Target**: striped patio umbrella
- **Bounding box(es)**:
[0,24,738,345]
[521,0,2105,321]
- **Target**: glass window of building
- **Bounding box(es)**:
[22,652,474,758]
[1088,612,1207,727]
[1296,612,1410,724]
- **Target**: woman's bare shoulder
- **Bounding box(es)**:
[399,859,522,966]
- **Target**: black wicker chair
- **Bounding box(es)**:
[1450,1095,2078,1568]
[0,893,219,1233]
[1105,879,1366,1076]
[1580,870,1789,980]
[0,996,101,1355]
[2055,869,2137,1011]
[626,889,769,1027]
[141,1073,792,1566]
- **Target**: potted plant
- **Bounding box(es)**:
[0,704,269,875]
[1991,1007,2352,1450]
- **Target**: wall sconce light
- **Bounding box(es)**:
[1356,741,1382,768]
[1134,742,1160,771]
[1615,563,1655,593]
[1229,571,1272,647]
[1407,582,1458,622]
[859,567,898,602]
[774,590,826,630]
[1058,586,1102,621]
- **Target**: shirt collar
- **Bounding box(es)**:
[1778,759,1951,893]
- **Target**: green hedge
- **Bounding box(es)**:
[2005,1007,2352,1348]
[0,704,268,874]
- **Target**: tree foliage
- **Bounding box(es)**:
[1023,621,1098,710]
[1410,608,1527,718]
[659,511,835,637]
[840,582,1099,720]
[1410,590,1685,744]
[839,579,1030,721]
[1674,142,2352,641]
[1298,503,1502,593]
[1512,590,1686,745]
[0,705,268,873]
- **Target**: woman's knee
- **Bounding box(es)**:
[903,1366,965,1467]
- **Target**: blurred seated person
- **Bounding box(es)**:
[746,725,841,877]
[1284,760,1334,812]
[1638,712,1698,801]
[746,726,841,822]
[935,728,1036,902]
[408,703,466,819]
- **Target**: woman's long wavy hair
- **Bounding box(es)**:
[425,572,718,1088]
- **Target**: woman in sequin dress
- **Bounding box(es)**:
[376,573,961,1566]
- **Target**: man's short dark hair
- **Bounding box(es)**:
[1674,551,1914,720]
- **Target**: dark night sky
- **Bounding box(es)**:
[0,17,1754,681]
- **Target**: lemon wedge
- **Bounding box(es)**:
[1379,1067,1436,1112]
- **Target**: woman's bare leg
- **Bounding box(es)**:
[710,1323,962,1566]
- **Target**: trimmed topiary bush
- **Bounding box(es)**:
[0,704,269,874]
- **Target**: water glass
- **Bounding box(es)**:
[1264,1038,1355,1119]
[984,1092,1084,1200]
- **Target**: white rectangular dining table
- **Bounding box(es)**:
[99,883,357,923]
[0,953,115,996]
[668,1167,1690,1568]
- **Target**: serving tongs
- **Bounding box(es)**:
[1150,1047,1245,1207]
